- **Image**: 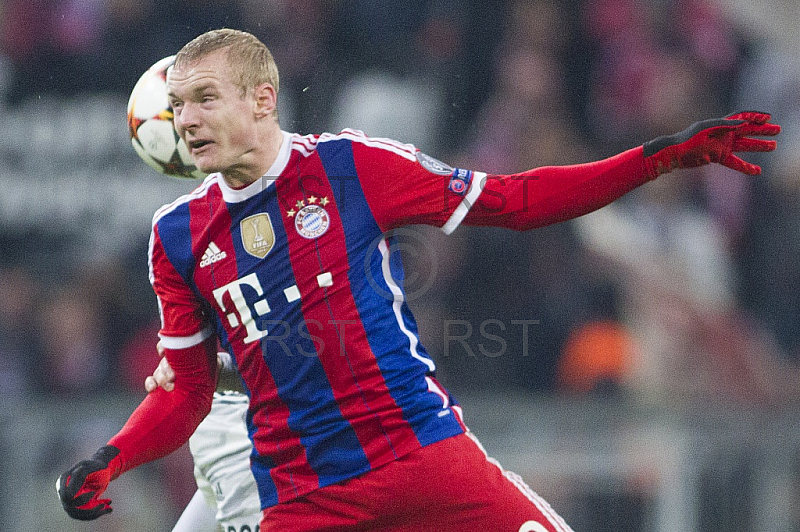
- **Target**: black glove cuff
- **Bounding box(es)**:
[91,445,121,466]
[643,118,740,157]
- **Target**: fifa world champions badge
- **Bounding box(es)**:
[416,151,454,176]
[287,197,331,239]
[241,213,276,259]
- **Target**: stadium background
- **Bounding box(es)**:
[1,0,799,530]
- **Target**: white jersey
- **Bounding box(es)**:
[183,391,261,531]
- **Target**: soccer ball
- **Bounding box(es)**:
[127,55,206,179]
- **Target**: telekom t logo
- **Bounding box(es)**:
[212,273,271,343]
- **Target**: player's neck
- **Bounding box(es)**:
[222,124,284,189]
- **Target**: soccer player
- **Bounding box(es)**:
[172,390,260,532]
[57,29,780,531]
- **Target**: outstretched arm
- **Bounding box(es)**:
[464,111,780,230]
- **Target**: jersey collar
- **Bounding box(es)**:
[218,130,292,203]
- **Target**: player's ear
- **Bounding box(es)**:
[253,82,277,119]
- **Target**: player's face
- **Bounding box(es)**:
[167,51,263,179]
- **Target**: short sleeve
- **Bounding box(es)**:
[346,131,485,233]
[149,222,212,348]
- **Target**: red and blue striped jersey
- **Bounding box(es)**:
[149,130,483,508]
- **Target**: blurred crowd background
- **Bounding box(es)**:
[1,0,800,529]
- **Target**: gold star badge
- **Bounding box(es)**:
[295,200,305,210]
[320,196,330,206]
[286,208,296,218]
[307,195,318,204]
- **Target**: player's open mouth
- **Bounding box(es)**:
[189,140,212,153]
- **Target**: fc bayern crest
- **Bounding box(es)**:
[295,204,330,239]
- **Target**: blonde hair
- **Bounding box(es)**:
[175,29,280,97]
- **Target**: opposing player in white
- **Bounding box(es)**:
[146,352,261,532]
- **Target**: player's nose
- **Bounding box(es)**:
[175,102,200,132]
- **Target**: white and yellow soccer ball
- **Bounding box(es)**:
[127,55,206,179]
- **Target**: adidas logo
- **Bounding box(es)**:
[200,242,227,268]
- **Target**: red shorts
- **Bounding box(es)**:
[260,432,572,532]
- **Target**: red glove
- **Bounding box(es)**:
[57,445,121,520]
[643,111,780,177]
